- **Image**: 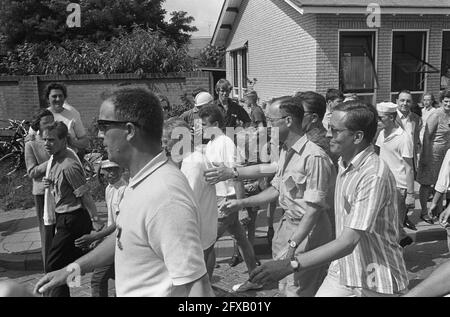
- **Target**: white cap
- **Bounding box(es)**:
[101,160,119,169]
[195,92,214,107]
[376,102,398,114]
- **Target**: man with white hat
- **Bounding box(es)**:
[375,102,416,248]
[179,91,214,128]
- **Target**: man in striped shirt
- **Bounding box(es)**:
[250,101,409,297]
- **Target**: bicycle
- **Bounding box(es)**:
[0,119,29,176]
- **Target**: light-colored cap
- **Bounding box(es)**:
[195,92,214,107]
[101,160,119,169]
[376,102,398,114]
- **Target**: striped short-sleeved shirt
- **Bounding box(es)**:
[333,145,409,294]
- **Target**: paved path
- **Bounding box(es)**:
[1,197,449,296]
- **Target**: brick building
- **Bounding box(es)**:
[212,0,450,105]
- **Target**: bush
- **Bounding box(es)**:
[0,26,195,76]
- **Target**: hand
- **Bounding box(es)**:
[239,209,251,226]
[74,233,96,249]
[42,177,52,189]
[204,163,233,185]
[439,208,450,227]
[249,259,293,285]
[405,193,415,209]
[219,199,243,217]
[33,268,71,295]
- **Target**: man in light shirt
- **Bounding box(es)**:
[375,102,416,246]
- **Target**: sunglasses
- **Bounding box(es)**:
[97,119,141,132]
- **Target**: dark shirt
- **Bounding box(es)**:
[49,149,86,213]
[214,99,251,128]
[250,105,267,127]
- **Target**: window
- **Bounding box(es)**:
[392,31,430,92]
[231,51,239,89]
[339,32,378,93]
[441,31,450,89]
[242,48,248,89]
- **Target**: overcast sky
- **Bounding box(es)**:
[164,0,223,37]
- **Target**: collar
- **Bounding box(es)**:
[339,145,374,171]
[193,107,200,113]
[397,109,410,120]
[128,151,168,189]
[382,126,403,142]
[110,178,127,189]
[289,135,308,154]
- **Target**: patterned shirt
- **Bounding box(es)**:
[332,145,408,294]
[271,135,335,220]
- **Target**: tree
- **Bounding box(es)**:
[0,0,197,49]
[197,44,225,68]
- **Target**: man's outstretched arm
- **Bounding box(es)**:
[404,260,450,297]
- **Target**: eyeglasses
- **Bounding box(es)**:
[97,119,140,133]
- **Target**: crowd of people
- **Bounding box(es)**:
[0,78,449,297]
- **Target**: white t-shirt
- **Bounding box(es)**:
[204,134,244,197]
[181,149,218,250]
[51,108,86,140]
[105,178,127,227]
[435,149,450,194]
[376,127,413,189]
[114,152,206,297]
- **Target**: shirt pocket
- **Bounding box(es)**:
[283,172,307,200]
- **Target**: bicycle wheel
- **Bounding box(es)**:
[0,152,22,176]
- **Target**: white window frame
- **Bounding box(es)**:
[229,46,249,99]
[391,29,430,96]
[338,29,379,105]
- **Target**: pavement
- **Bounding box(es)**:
[1,196,449,297]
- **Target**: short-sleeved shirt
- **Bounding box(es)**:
[105,179,127,227]
[181,149,218,250]
[49,108,87,141]
[250,105,267,127]
[48,149,86,214]
[376,127,413,189]
[214,99,251,128]
[271,135,336,220]
[114,152,206,297]
[332,145,409,294]
[435,149,450,194]
[204,134,244,197]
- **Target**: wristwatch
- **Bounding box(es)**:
[232,167,239,179]
[288,239,297,249]
[290,259,300,272]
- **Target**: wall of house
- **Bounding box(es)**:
[0,72,212,129]
[225,0,319,102]
[315,14,450,103]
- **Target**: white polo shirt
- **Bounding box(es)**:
[181,148,218,250]
[204,134,244,197]
[376,127,413,189]
[435,149,450,194]
[114,152,206,297]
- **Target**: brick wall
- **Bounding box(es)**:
[224,2,449,103]
[0,72,212,129]
[225,0,318,103]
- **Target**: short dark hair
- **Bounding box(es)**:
[397,90,412,100]
[295,91,327,119]
[43,121,68,140]
[104,86,164,142]
[31,109,53,132]
[440,89,450,102]
[271,96,305,124]
[334,101,378,143]
[215,79,232,93]
[325,89,344,103]
[198,105,225,129]
[44,83,67,100]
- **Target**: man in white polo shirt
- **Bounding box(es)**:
[376,102,416,248]
[34,86,213,297]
